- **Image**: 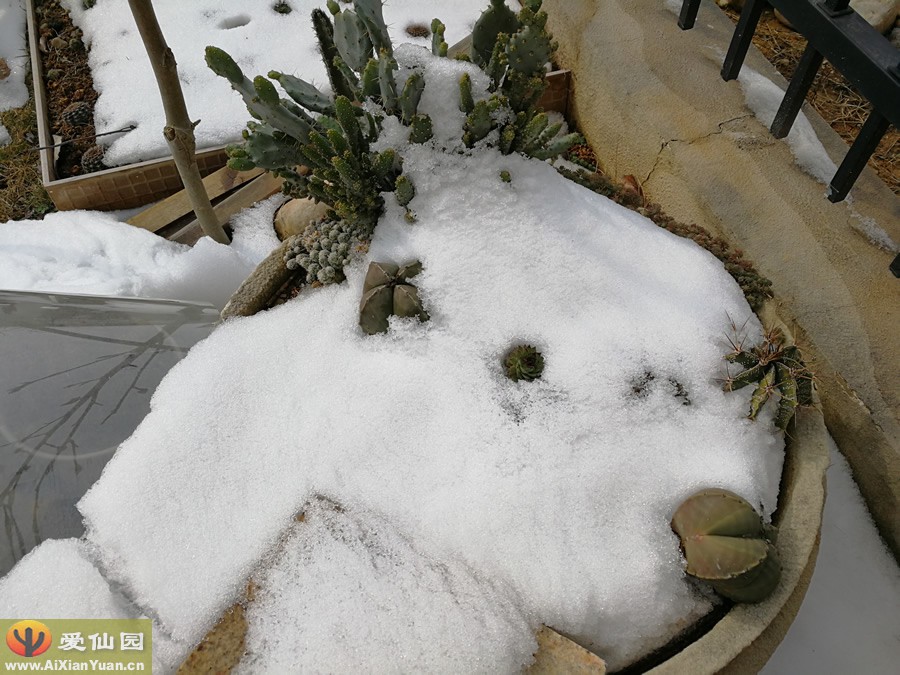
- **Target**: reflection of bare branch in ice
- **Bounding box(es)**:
[1,322,183,565]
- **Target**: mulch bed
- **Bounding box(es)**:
[35,0,100,179]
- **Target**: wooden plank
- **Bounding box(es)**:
[126,166,264,233]
[171,172,284,245]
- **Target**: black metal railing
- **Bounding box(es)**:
[678,0,900,277]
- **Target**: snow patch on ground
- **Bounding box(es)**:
[0,0,29,139]
[0,197,281,307]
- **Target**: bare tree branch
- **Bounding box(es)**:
[127,0,230,244]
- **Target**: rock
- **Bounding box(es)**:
[776,0,900,34]
[891,24,900,48]
[273,198,330,240]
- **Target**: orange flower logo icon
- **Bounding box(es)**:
[6,620,52,657]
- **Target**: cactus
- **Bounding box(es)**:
[333,7,373,72]
[431,19,448,57]
[394,175,415,208]
[377,51,399,114]
[61,101,91,127]
[671,489,781,603]
[504,344,544,382]
[724,327,813,431]
[312,8,356,100]
[472,0,519,67]
[506,24,552,74]
[273,1,292,14]
[458,73,475,114]
[269,71,334,115]
[463,99,496,148]
[285,217,373,285]
[359,261,429,335]
[80,145,107,174]
[354,0,392,56]
[499,169,511,183]
[399,72,425,124]
[408,114,433,144]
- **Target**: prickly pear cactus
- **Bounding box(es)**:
[671,489,781,603]
[359,261,429,335]
[472,0,520,67]
[504,344,544,382]
[724,327,814,431]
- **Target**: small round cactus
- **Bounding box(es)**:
[61,101,91,127]
[80,145,107,174]
[671,489,781,603]
[504,344,544,382]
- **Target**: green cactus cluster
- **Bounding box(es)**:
[724,327,813,431]
[671,489,781,603]
[504,344,544,382]
[284,217,372,285]
[359,261,429,334]
[459,1,581,161]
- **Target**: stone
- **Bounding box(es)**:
[273,197,330,240]
[776,0,900,34]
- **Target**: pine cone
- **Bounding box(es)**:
[61,101,91,127]
[81,145,107,174]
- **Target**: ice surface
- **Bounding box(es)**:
[238,500,537,673]
[75,50,783,667]
[0,0,28,117]
[0,199,281,306]
[61,0,520,166]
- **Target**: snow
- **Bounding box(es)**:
[61,46,784,673]
[0,196,282,307]
[238,501,536,673]
[61,0,519,166]
[762,436,900,673]
[0,0,29,146]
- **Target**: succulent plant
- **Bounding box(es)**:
[359,261,429,335]
[671,489,781,603]
[61,101,91,127]
[272,1,292,14]
[431,19,448,57]
[504,344,544,382]
[472,0,520,67]
[80,145,107,174]
[724,327,813,431]
[284,217,372,285]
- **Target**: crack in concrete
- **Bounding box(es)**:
[643,114,754,185]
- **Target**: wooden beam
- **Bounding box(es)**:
[126,165,264,233]
[171,172,284,245]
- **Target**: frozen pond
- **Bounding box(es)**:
[0,290,218,575]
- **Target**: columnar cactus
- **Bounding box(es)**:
[359,261,429,334]
[724,327,814,431]
[671,489,781,603]
[431,19,448,57]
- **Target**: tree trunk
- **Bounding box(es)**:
[127,0,229,244]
